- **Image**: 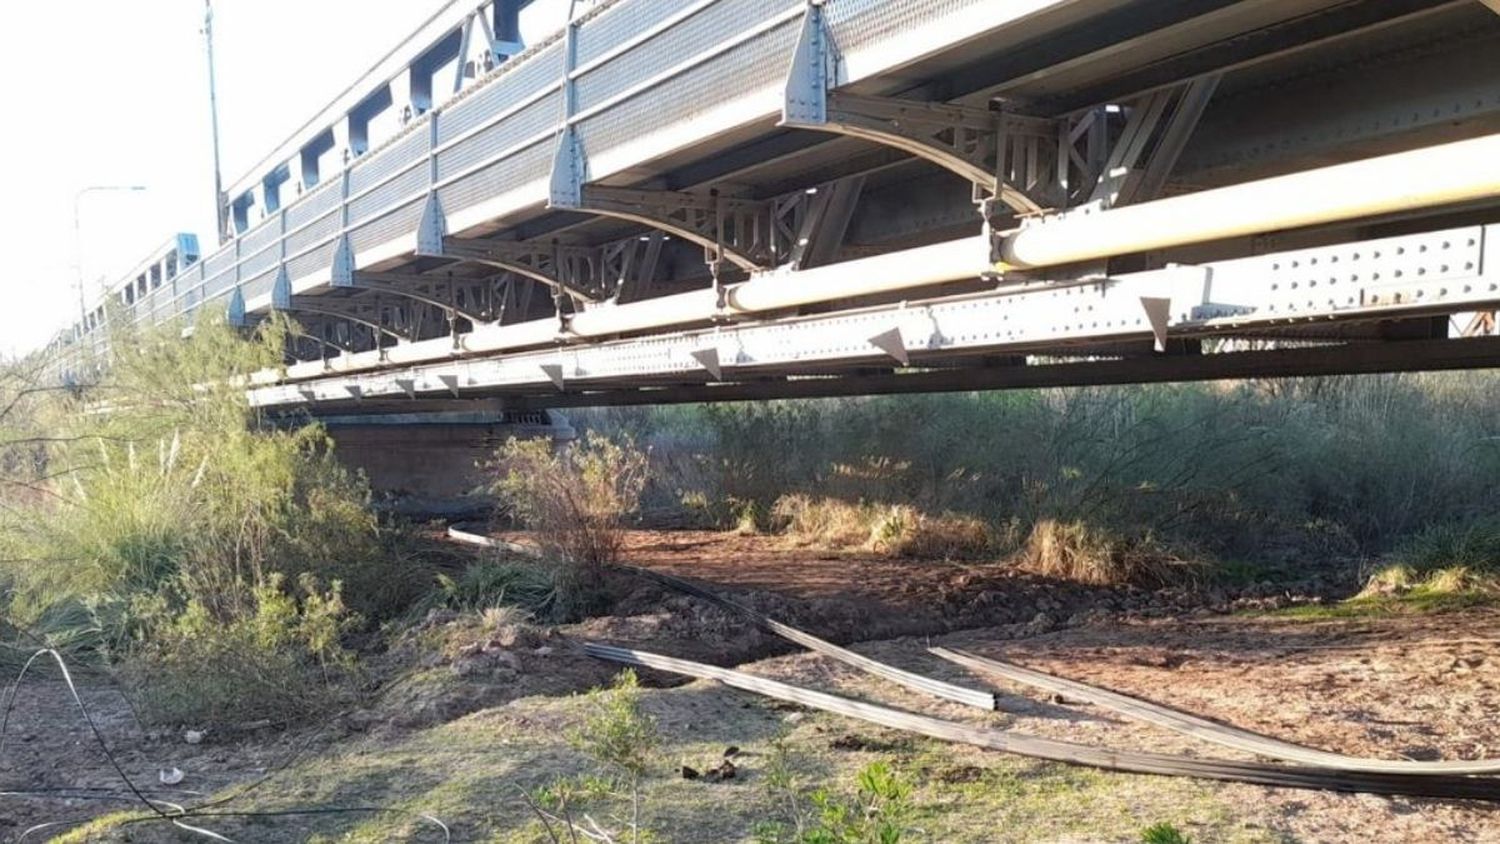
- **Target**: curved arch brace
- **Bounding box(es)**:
[558,186,766,273]
[282,303,408,345]
[344,271,489,324]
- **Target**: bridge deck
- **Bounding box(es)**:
[53,0,1500,408]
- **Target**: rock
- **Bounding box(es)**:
[184,730,205,745]
[1026,612,1056,635]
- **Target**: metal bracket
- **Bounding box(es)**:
[417,193,447,256]
[540,363,566,390]
[691,347,724,380]
[227,286,248,328]
[332,268,488,325]
[271,267,293,311]
[780,2,1054,216]
[548,126,588,208]
[285,298,412,343]
[868,326,910,366]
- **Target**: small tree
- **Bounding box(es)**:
[494,433,648,618]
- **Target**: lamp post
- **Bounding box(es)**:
[204,0,227,245]
[73,185,148,337]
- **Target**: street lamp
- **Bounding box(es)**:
[73,185,148,337]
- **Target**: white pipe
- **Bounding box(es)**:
[999,132,1500,270]
[276,235,991,381]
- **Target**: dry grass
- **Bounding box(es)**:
[771,494,993,559]
[1014,519,1204,587]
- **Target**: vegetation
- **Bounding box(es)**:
[0,316,415,724]
[1141,822,1193,844]
[573,374,1500,585]
[528,669,661,844]
[757,754,915,844]
[493,432,649,619]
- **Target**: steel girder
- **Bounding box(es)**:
[250,222,1500,407]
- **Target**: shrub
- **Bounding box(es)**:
[1140,822,1192,844]
[870,506,993,559]
[1014,519,1204,587]
[756,758,915,844]
[493,433,648,619]
[494,433,648,567]
[534,669,659,843]
[122,573,360,725]
[414,560,557,617]
[1391,518,1500,577]
[771,495,995,560]
[772,495,878,548]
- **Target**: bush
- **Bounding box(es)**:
[756,758,915,844]
[0,317,411,725]
[494,432,648,566]
[1391,518,1500,577]
[772,495,993,559]
[493,433,648,619]
[1015,519,1204,587]
[1140,822,1192,844]
[414,560,557,618]
[122,573,359,725]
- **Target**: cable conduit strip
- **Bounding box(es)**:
[930,646,1500,776]
[582,642,1500,802]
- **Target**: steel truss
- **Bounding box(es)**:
[251,222,1500,407]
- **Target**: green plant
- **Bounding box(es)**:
[574,670,658,841]
[122,573,360,725]
[493,432,649,620]
[415,560,557,617]
[1014,519,1204,587]
[757,759,915,844]
[1140,821,1192,844]
[1391,518,1500,577]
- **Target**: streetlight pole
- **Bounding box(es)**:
[73,185,148,337]
[203,0,227,245]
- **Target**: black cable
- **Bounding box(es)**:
[2,648,452,842]
[0,649,172,820]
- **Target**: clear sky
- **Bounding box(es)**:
[0,0,568,357]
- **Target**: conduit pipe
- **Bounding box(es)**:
[997,131,1500,270]
[280,235,990,380]
[277,132,1500,385]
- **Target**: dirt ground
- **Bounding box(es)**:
[3,530,1496,842]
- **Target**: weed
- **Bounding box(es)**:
[415,560,557,617]
[558,669,660,843]
[1015,519,1204,587]
[756,758,915,844]
[1140,821,1193,844]
[771,495,992,560]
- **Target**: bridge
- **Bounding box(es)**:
[50,0,1500,416]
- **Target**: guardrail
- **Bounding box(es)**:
[54,0,1013,375]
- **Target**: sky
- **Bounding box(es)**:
[0,0,569,357]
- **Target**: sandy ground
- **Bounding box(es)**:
[2,531,1496,842]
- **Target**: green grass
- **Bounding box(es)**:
[1265,589,1496,621]
[55,679,1292,844]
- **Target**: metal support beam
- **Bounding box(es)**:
[434,237,606,303]
[333,269,488,325]
[1090,76,1220,208]
[549,184,772,272]
[286,298,411,344]
[788,176,865,270]
[779,1,1057,215]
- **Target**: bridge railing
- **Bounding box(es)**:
[62,0,1011,369]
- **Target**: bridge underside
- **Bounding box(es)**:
[80,0,1500,413]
